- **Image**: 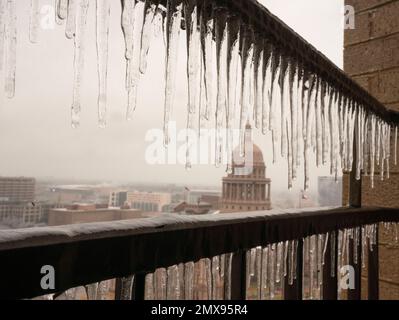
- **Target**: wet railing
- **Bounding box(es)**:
[0,206,398,300]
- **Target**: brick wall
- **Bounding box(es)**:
[344,0,399,299]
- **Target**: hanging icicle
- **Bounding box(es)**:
[163,0,183,146]
[5,0,17,99]
[71,0,90,128]
[29,0,40,43]
[96,0,110,128]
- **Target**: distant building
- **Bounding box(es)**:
[48,203,150,226]
[0,201,58,228]
[318,176,342,207]
[0,176,35,202]
[221,124,272,213]
[127,191,171,212]
[49,185,95,204]
[109,191,128,207]
[186,189,221,206]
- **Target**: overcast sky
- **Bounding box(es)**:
[0,0,344,193]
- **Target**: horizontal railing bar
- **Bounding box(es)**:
[0,207,398,299]
[0,207,397,252]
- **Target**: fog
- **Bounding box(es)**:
[0,0,344,194]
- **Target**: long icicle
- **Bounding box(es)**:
[96,0,110,128]
[0,0,6,72]
[29,0,40,43]
[184,0,201,170]
[163,0,183,146]
[201,0,215,121]
[5,0,17,99]
[140,0,157,75]
[71,0,90,128]
[239,24,254,156]
[214,5,228,167]
[65,0,77,39]
[57,0,68,20]
[126,0,145,120]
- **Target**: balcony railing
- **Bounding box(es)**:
[0,206,398,300]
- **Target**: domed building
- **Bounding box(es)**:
[221,124,272,213]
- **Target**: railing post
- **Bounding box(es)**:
[230,250,247,300]
[284,239,303,300]
[348,229,362,300]
[322,231,338,300]
[368,225,379,300]
[131,273,146,301]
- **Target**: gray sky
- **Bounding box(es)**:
[0,0,344,192]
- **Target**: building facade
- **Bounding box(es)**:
[0,177,35,202]
[127,192,171,212]
[221,125,272,213]
[48,203,148,226]
[344,0,399,299]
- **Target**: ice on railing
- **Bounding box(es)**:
[29,221,399,301]
[0,0,396,190]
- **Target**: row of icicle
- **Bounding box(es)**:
[41,222,398,300]
[0,0,397,190]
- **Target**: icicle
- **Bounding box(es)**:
[269,49,280,163]
[96,0,110,128]
[140,1,157,74]
[309,235,316,299]
[304,75,316,190]
[290,60,299,180]
[71,0,89,128]
[85,283,99,300]
[315,79,323,167]
[225,14,240,172]
[0,0,6,71]
[57,0,68,20]
[5,0,17,99]
[29,0,40,43]
[275,242,283,284]
[296,65,304,168]
[163,0,183,146]
[65,0,77,39]
[370,115,376,188]
[279,55,289,158]
[239,24,254,156]
[288,240,297,285]
[185,0,201,114]
[125,0,145,120]
[201,0,215,121]
[184,0,201,169]
[261,246,269,299]
[283,241,289,278]
[261,43,272,134]
[253,34,264,130]
[322,232,329,266]
[356,107,363,180]
[321,82,330,165]
[269,244,275,299]
[214,6,228,166]
[121,0,135,59]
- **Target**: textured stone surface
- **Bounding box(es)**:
[344,0,399,299]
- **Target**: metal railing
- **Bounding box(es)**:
[0,206,398,300]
